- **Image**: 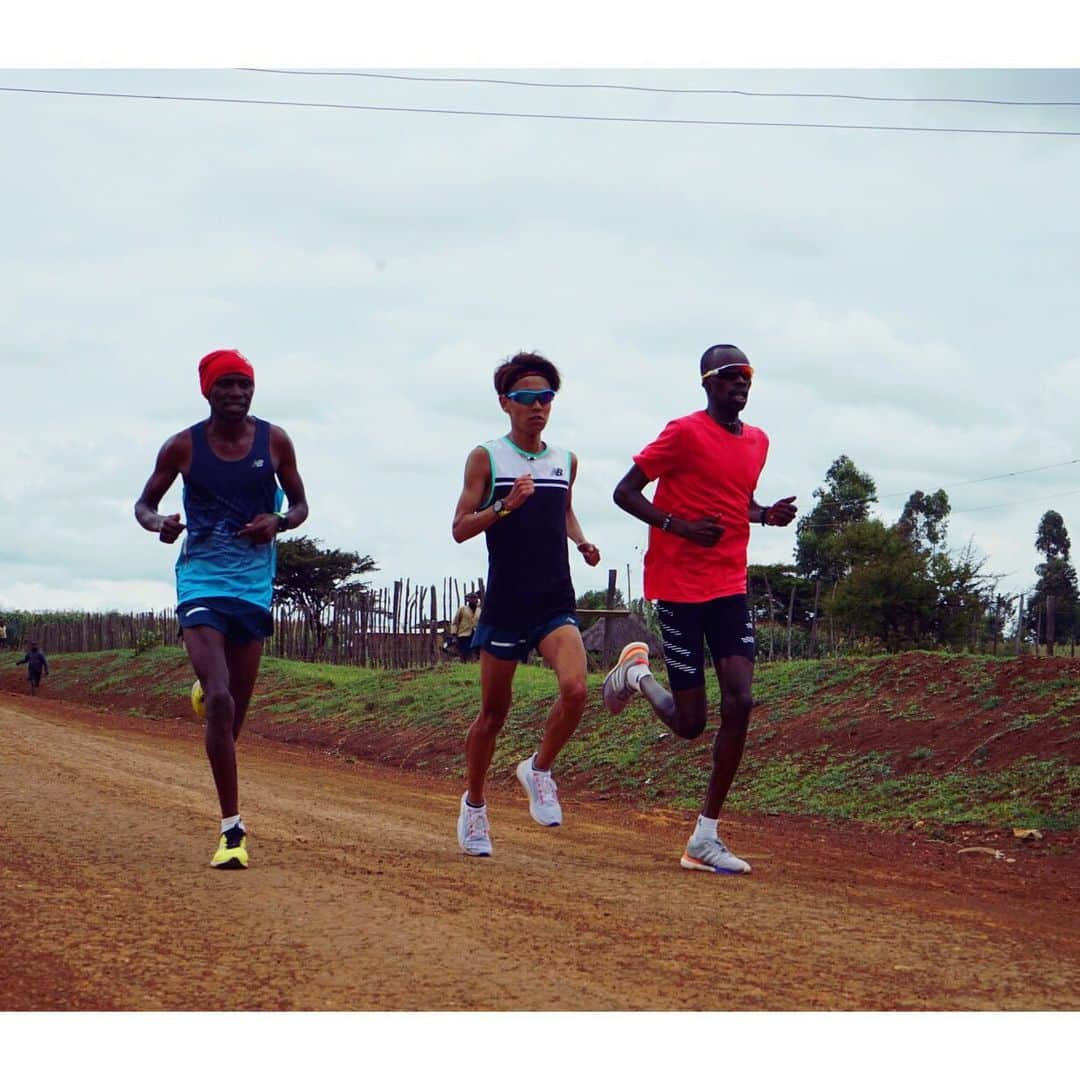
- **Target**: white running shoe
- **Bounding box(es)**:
[457,793,493,856]
[680,833,752,875]
[601,641,650,715]
[515,756,563,826]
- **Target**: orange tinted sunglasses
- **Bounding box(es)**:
[701,363,754,382]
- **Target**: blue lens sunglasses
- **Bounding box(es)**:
[505,388,557,406]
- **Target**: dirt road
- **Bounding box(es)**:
[1,692,1077,1010]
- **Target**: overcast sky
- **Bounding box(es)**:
[3,59,1080,614]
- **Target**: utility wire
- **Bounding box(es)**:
[240,68,1080,109]
[877,458,1080,499]
[4,85,1080,137]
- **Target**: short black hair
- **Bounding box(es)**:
[493,351,562,396]
[700,343,749,373]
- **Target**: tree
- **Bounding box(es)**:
[896,488,951,554]
[826,521,935,650]
[575,586,626,630]
[273,537,378,657]
[1030,510,1079,644]
[795,455,878,584]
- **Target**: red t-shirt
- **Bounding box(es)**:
[633,411,769,602]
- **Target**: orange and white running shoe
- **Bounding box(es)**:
[680,833,751,875]
[601,641,650,715]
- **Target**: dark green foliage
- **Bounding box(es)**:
[274,537,378,657]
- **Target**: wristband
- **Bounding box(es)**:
[661,514,673,532]
[761,506,772,527]
[275,510,289,532]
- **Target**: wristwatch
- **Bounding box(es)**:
[491,499,512,518]
[274,510,289,532]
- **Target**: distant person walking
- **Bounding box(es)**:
[0,622,7,649]
[449,593,482,661]
[135,348,309,870]
[450,352,600,857]
[604,344,796,875]
[16,643,48,694]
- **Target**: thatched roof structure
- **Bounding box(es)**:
[579,614,662,655]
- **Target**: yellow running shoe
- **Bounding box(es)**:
[210,828,249,870]
[191,678,206,719]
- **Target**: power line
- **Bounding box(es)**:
[240,68,1080,109]
[5,84,1080,138]
[877,457,1080,499]
[796,485,1080,529]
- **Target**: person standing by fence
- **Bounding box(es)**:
[16,642,48,694]
[134,348,309,870]
[450,352,601,857]
[604,344,796,875]
[449,593,482,661]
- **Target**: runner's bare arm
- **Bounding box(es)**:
[612,464,725,548]
[237,426,310,543]
[452,446,535,543]
[565,453,600,566]
[134,431,191,544]
[749,494,798,526]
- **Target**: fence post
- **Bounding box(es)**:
[601,569,617,670]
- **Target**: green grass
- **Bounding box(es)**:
[35,648,1080,832]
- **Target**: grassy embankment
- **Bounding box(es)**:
[16,646,1079,831]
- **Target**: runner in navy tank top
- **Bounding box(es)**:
[135,348,309,870]
[450,352,601,857]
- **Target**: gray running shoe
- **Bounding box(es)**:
[681,833,751,875]
[601,641,650,715]
[457,793,493,856]
[515,756,562,826]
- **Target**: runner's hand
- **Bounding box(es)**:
[765,496,798,527]
[674,516,725,547]
[577,542,601,566]
[158,513,185,544]
[505,473,535,510]
[237,513,281,544]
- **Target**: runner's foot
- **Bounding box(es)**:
[515,755,562,826]
[602,641,650,715]
[210,824,249,869]
[680,833,751,875]
[457,793,493,856]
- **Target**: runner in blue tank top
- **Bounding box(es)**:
[450,352,601,857]
[135,348,309,870]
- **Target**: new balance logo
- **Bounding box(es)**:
[252,459,265,468]
[552,467,564,476]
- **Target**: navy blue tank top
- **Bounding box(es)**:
[478,436,575,632]
[175,418,283,610]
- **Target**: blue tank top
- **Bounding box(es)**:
[478,436,575,631]
[175,418,283,610]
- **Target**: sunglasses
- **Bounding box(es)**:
[701,363,754,382]
[505,388,557,406]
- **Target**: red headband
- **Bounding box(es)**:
[198,349,254,398]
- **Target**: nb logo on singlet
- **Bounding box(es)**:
[552,467,564,476]
[252,459,265,468]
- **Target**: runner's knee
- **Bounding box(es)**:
[559,676,588,712]
[474,707,509,738]
[671,700,708,740]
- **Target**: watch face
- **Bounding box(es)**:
[492,500,504,513]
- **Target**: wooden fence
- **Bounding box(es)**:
[18,577,488,669]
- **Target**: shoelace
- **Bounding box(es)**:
[465,806,490,841]
[534,771,558,806]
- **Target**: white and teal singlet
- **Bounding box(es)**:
[478,436,575,633]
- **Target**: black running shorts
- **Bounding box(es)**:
[654,594,755,691]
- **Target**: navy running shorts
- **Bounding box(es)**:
[655,594,755,691]
[177,597,274,643]
[471,612,580,662]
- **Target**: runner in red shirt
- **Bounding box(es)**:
[604,344,796,874]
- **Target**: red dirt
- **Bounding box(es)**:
[1,688,1077,1010]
